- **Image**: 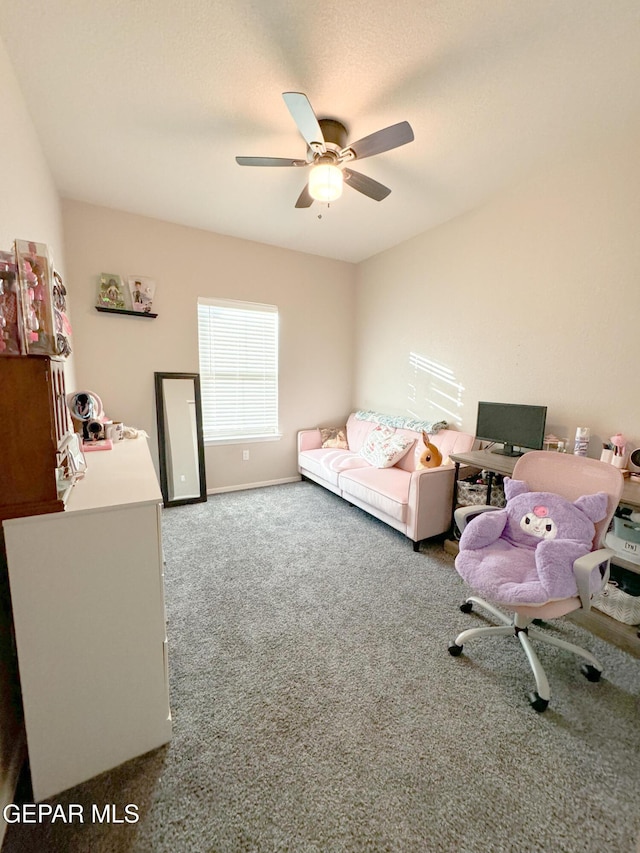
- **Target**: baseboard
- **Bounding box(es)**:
[0,728,26,846]
[207,476,301,495]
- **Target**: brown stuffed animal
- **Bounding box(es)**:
[417,431,443,469]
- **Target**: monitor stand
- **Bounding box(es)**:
[491,444,523,457]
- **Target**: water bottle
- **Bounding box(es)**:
[573,427,590,457]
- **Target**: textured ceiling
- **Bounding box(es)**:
[2,1,640,262]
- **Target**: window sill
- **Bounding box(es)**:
[204,434,282,447]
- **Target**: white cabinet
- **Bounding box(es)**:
[2,438,171,802]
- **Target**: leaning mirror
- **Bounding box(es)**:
[154,372,207,507]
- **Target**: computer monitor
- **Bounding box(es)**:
[475,401,547,457]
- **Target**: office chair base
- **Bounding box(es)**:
[450,596,604,710]
[528,692,549,712]
[581,664,601,682]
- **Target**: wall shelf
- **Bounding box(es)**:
[95,306,157,319]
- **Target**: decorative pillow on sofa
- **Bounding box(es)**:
[320,426,349,449]
[359,425,415,469]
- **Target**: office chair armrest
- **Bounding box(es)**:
[573,548,614,612]
[454,504,500,533]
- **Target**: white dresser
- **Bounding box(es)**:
[2,437,172,802]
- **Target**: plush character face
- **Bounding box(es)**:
[520,507,558,540]
[502,477,608,549]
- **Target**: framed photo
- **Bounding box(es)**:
[98,273,125,310]
[127,276,156,313]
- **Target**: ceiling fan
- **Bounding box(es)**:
[235,92,414,208]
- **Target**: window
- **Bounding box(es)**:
[197,297,279,442]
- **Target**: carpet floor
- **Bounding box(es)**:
[3,480,640,852]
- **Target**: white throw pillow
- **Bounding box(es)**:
[359,425,415,469]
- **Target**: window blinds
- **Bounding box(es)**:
[197,298,279,441]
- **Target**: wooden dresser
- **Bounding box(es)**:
[0,355,71,522]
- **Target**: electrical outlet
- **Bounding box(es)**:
[242,450,250,461]
[180,474,186,482]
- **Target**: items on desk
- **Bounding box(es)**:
[105,421,124,441]
[600,433,629,471]
[610,433,627,469]
[573,426,590,456]
[543,434,567,452]
[67,389,121,452]
[610,433,627,454]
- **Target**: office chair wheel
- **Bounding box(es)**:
[448,642,463,656]
[580,664,601,682]
[460,601,473,614]
[528,692,549,712]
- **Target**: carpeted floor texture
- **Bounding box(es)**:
[3,480,640,853]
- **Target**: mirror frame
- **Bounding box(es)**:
[154,372,207,507]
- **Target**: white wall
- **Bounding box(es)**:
[62,201,356,490]
[355,121,640,457]
[0,42,63,254]
[0,33,69,836]
[0,35,75,390]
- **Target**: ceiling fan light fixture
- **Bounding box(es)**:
[308,162,343,202]
[237,93,413,207]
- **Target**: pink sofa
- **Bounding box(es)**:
[297,412,475,550]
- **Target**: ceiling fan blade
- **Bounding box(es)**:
[295,184,314,208]
[343,169,391,201]
[347,121,414,160]
[282,92,326,153]
[235,156,307,167]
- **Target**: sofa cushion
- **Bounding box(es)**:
[327,453,371,474]
[299,449,369,487]
[299,449,341,486]
[340,466,411,522]
[359,425,415,469]
[319,426,348,449]
[345,414,376,452]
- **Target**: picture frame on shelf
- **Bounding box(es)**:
[127,276,156,314]
[97,273,126,310]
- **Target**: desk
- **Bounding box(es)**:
[448,449,640,658]
[449,448,640,517]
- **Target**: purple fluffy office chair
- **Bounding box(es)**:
[448,451,624,711]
